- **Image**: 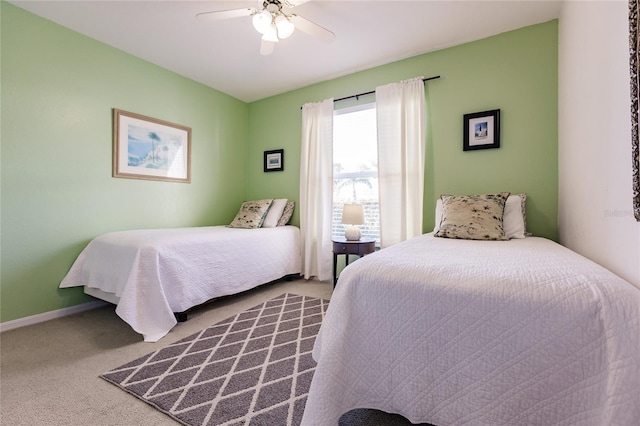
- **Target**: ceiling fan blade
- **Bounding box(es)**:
[289,14,335,43]
[260,39,275,56]
[282,0,311,7]
[196,8,254,22]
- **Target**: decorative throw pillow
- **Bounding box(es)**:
[277,201,295,226]
[262,199,288,228]
[228,199,273,229]
[434,193,510,240]
[434,193,529,238]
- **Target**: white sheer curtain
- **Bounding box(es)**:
[300,98,334,280]
[376,77,426,248]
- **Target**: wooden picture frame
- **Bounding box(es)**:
[264,149,284,172]
[113,109,191,183]
[463,109,500,151]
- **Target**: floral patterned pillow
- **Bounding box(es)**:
[277,201,295,226]
[434,193,510,240]
[228,199,273,229]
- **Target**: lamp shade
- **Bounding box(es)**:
[342,204,365,225]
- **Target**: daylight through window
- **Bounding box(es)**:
[333,103,380,244]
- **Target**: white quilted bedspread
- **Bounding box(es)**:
[303,234,640,426]
[60,226,301,342]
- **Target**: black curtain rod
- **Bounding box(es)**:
[300,75,441,109]
[333,75,441,103]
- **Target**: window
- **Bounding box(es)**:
[333,103,380,244]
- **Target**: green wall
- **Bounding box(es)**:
[1,2,558,324]
[1,3,249,322]
[247,21,558,240]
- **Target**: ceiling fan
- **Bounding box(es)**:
[196,0,335,55]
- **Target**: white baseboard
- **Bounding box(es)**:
[0,300,109,333]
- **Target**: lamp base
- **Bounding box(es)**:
[344,226,361,241]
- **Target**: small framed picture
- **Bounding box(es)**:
[463,109,500,151]
[264,149,284,172]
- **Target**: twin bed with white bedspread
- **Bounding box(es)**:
[302,233,640,425]
[60,225,301,342]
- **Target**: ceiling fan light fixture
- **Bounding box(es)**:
[198,0,335,55]
[275,15,295,39]
[252,9,272,34]
[262,23,279,42]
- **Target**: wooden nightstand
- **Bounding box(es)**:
[332,238,376,287]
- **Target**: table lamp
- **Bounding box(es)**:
[342,203,365,241]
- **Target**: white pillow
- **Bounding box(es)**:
[262,198,288,228]
[434,193,528,239]
[434,198,443,232]
[503,194,527,239]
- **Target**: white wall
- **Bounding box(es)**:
[559,0,640,288]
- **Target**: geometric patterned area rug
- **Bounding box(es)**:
[101,293,328,426]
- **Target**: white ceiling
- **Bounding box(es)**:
[10,0,562,102]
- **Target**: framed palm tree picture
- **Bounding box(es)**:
[113,109,191,183]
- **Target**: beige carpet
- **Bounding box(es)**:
[1,279,428,425]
